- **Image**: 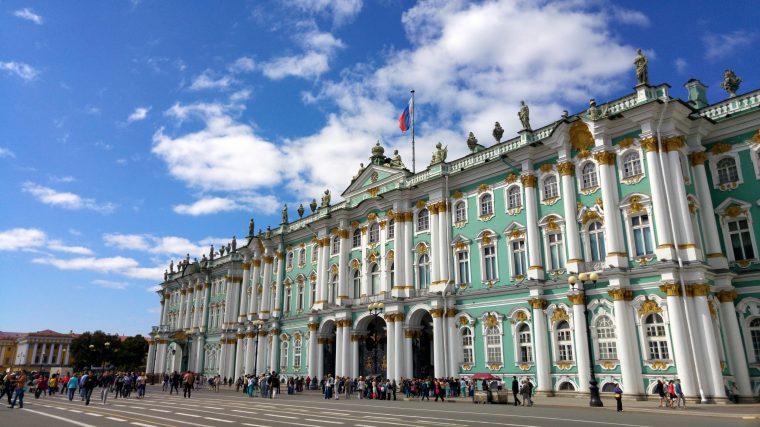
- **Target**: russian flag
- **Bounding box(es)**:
[399,97,413,132]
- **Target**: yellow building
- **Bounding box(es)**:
[0,330,75,373]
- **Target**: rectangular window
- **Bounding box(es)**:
[486,334,502,363]
[483,246,497,281]
[632,214,654,256]
[598,342,617,360]
[548,233,565,270]
[511,240,526,276]
[728,219,755,260]
[457,251,470,284]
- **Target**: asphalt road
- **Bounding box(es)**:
[1,385,756,427]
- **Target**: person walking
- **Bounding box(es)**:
[66,373,79,401]
[183,371,195,398]
[654,379,666,407]
[511,376,521,406]
[136,373,146,399]
[675,379,686,408]
[99,371,114,405]
[614,383,623,412]
[162,373,169,391]
[8,370,27,409]
[84,370,98,406]
[170,371,180,395]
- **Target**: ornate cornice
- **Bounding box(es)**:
[557,162,575,176]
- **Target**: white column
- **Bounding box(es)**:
[334,323,344,376]
[261,253,274,318]
[308,323,318,380]
[394,316,404,381]
[690,152,728,268]
[361,227,370,297]
[270,331,280,374]
[429,205,440,285]
[692,286,727,399]
[609,289,644,396]
[338,230,349,302]
[30,343,38,365]
[256,332,267,375]
[665,144,699,261]
[273,249,284,317]
[717,290,752,398]
[569,294,590,393]
[404,218,413,290]
[386,318,396,381]
[38,343,47,365]
[195,335,205,372]
[200,283,210,332]
[438,201,451,285]
[146,342,156,374]
[393,213,406,297]
[317,339,325,379]
[404,330,413,378]
[558,163,582,270]
[185,288,195,329]
[156,341,168,374]
[56,344,63,366]
[316,238,328,308]
[244,333,255,374]
[595,152,626,266]
[249,259,261,318]
[522,174,544,280]
[641,142,675,258]
[432,309,445,378]
[660,285,698,397]
[530,298,551,392]
[351,335,359,379]
[446,310,458,378]
[343,321,351,377]
[159,296,167,326]
[380,225,389,295]
[239,259,251,322]
[234,335,245,377]
[64,345,70,366]
[177,290,186,330]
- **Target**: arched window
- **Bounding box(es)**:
[559,382,575,391]
[329,275,338,303]
[280,340,288,370]
[369,223,380,244]
[750,318,760,362]
[581,162,598,189]
[298,248,306,266]
[479,194,493,216]
[556,320,573,361]
[588,221,606,262]
[483,244,497,281]
[507,186,522,209]
[631,213,654,256]
[310,283,316,307]
[352,269,361,298]
[542,176,559,200]
[297,285,304,311]
[727,218,755,261]
[331,237,340,255]
[284,286,292,313]
[455,201,467,223]
[485,325,503,364]
[352,229,362,248]
[518,323,533,362]
[417,254,430,288]
[644,313,669,360]
[622,151,643,178]
[286,251,294,269]
[293,338,302,370]
[596,316,617,360]
[370,263,381,295]
[716,157,739,184]
[462,327,474,364]
[601,383,617,393]
[417,208,430,231]
[387,219,395,239]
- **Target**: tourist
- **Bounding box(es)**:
[162,373,169,391]
[614,383,623,412]
[136,372,146,399]
[512,376,521,406]
[183,371,195,398]
[170,371,180,395]
[8,370,27,409]
[66,373,79,401]
[654,379,666,407]
[99,370,114,404]
[675,379,685,408]
[667,380,677,408]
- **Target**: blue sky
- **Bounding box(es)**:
[1,0,758,336]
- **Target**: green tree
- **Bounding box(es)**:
[116,335,149,371]
[70,330,120,371]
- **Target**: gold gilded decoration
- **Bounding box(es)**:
[708,143,731,155]
[454,241,468,250]
[546,217,560,231]
[505,173,519,183]
[508,228,525,239]
[640,137,658,152]
[367,252,377,263]
[459,316,470,326]
[263,255,274,264]
[351,220,360,229]
[307,323,319,331]
[688,200,698,214]
[569,121,594,152]
[350,259,360,269]
[417,244,428,255]
[361,226,367,235]
[477,183,491,194]
[482,231,492,245]
[608,288,633,301]
[387,250,394,260]
[709,300,718,318]
[659,283,681,297]
[367,186,380,197]
[595,197,603,210]
[752,129,760,144]
[662,135,685,152]
[638,298,662,316]
[551,307,569,323]
[594,151,616,165]
[519,363,530,371]
[487,363,502,371]
[484,314,498,327]
[429,308,444,318]
[461,363,473,371]
[689,151,708,166]
[330,264,339,274]
[556,362,573,370]
[601,361,616,370]
[716,290,736,303]
[242,262,251,270]
[528,298,547,310]
[446,308,458,318]
[515,311,528,322]
[576,149,592,159]
[539,163,554,173]
[689,283,711,297]
[557,162,575,176]
[618,138,634,149]
[649,361,668,370]
[367,212,377,221]
[567,293,584,305]
[521,174,537,188]
[628,195,644,214]
[581,210,602,224]
[416,200,427,209]
[452,190,463,199]
[725,204,745,218]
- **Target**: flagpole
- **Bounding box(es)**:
[411,89,415,173]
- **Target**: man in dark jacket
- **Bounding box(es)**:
[511,376,521,406]
[84,370,98,406]
[170,371,181,395]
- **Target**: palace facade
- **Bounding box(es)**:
[0,330,75,373]
[147,76,760,402]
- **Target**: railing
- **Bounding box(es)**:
[407,288,429,298]
[604,93,639,115]
[699,89,760,121]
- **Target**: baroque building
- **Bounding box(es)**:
[147,73,760,402]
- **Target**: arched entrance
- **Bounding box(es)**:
[167,341,188,373]
[410,310,434,379]
[320,321,336,377]
[358,316,387,378]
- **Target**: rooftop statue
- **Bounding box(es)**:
[219,245,226,257]
[518,100,531,130]
[281,204,289,224]
[310,199,317,213]
[588,98,600,121]
[721,69,742,97]
[231,236,237,252]
[352,162,365,181]
[169,260,174,273]
[297,204,305,218]
[209,245,215,261]
[634,48,648,85]
[389,150,405,168]
[265,226,272,239]
[321,189,331,208]
[248,218,254,237]
[492,121,504,143]
[467,132,486,153]
[226,242,231,254]
[164,270,168,281]
[430,142,448,165]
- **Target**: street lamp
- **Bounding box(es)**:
[252,319,265,376]
[367,302,384,377]
[567,272,603,407]
[103,342,111,370]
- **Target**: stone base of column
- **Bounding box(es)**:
[605,253,628,268]
[337,297,350,306]
[677,247,702,262]
[238,316,247,323]
[527,267,544,281]
[706,255,729,269]
[655,246,676,261]
[566,260,583,274]
[429,281,449,294]
[735,396,759,404]
[259,312,271,319]
[312,303,326,311]
[622,393,649,401]
[391,287,410,299]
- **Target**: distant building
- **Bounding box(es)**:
[148,68,760,402]
[0,329,76,373]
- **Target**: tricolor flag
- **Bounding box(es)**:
[399,97,413,132]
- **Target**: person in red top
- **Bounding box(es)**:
[62,373,71,395]
[667,380,676,408]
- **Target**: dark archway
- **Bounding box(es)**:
[359,316,387,378]
[412,311,434,378]
[321,321,336,377]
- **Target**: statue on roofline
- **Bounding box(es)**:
[282,204,289,224]
[430,142,448,165]
[389,150,405,168]
[321,190,331,208]
[634,48,648,85]
[518,100,531,130]
[492,122,504,143]
[721,69,742,97]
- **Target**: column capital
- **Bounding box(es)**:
[608,288,633,301]
[445,308,458,317]
[594,151,616,165]
[307,322,319,332]
[716,289,737,303]
[242,262,251,270]
[520,174,537,188]
[567,293,584,305]
[528,297,547,310]
[429,308,444,318]
[687,283,711,297]
[659,283,682,297]
[640,137,658,152]
[662,135,685,152]
[252,259,262,267]
[689,151,708,166]
[557,161,575,176]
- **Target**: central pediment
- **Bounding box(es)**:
[341,163,410,199]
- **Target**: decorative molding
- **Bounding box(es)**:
[640,137,658,152]
[716,290,736,303]
[550,307,569,323]
[429,308,444,318]
[708,143,732,155]
[528,298,546,310]
[608,288,633,301]
[594,151,616,165]
[569,121,594,152]
[662,135,685,152]
[690,151,708,166]
[521,174,537,188]
[557,162,575,176]
[505,173,519,184]
[638,298,662,316]
[539,163,554,173]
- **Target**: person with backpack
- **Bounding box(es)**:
[614,383,623,412]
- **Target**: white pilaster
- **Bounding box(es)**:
[351,335,359,379]
[270,331,280,374]
[446,311,458,378]
[338,229,349,303]
[690,153,728,268]
[195,335,205,372]
[661,285,698,398]
[404,330,412,378]
[239,258,251,322]
[665,145,700,260]
[717,290,752,398]
[343,321,351,377]
[570,296,590,393]
[386,318,396,380]
[334,324,344,376]
[523,174,544,280]
[432,309,445,378]
[249,259,261,318]
[438,201,451,285]
[596,153,627,266]
[642,142,676,259]
[317,340,324,379]
[394,317,404,381]
[610,289,644,397]
[693,287,727,399]
[530,298,551,393]
[261,252,274,318]
[244,333,255,375]
[559,164,582,272]
[392,212,406,298]
[308,323,318,380]
[361,226,369,297]
[429,206,440,286]
[200,283,210,332]
[404,218,413,291]
[234,335,245,377]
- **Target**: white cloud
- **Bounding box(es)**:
[153,101,284,192]
[127,106,151,122]
[93,279,128,290]
[703,31,756,60]
[32,256,138,272]
[189,70,235,90]
[0,147,15,158]
[674,58,688,74]
[285,0,362,26]
[229,56,255,73]
[48,240,94,255]
[146,285,163,293]
[173,197,241,216]
[611,7,650,27]
[49,175,76,183]
[103,233,231,259]
[0,61,39,81]
[14,8,43,25]
[22,182,116,213]
[261,29,345,80]
[0,228,46,250]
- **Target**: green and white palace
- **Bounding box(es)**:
[147,70,760,403]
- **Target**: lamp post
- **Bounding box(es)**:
[88,344,96,370]
[252,320,265,376]
[367,302,384,377]
[568,272,603,407]
[103,342,111,370]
